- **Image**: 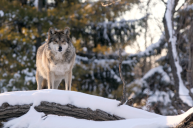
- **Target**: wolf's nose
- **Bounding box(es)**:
[58,46,62,52]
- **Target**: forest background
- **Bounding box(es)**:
[1,0,193,116]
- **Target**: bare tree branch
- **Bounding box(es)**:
[118,49,127,106]
[160,0,167,5]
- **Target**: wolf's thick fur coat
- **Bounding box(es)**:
[36,27,76,90]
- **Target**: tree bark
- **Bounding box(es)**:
[0,102,124,121]
[0,102,32,120]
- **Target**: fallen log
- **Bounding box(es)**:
[0,102,32,120]
[0,101,124,122]
[35,101,125,121]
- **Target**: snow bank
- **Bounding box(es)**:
[1,90,193,128]
[0,90,159,119]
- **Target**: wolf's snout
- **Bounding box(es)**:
[58,46,62,52]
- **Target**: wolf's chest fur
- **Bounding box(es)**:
[49,52,71,75]
[54,52,64,60]
[50,63,71,75]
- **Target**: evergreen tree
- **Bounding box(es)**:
[0,0,146,97]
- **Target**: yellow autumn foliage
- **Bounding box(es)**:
[92,44,110,54]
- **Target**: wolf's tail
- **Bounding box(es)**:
[42,79,48,89]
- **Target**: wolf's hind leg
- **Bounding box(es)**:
[36,71,43,90]
[54,80,62,89]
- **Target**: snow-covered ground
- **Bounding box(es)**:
[0,89,192,128]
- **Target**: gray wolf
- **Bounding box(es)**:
[36,27,76,90]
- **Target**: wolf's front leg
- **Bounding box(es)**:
[68,71,72,91]
[47,72,55,89]
[64,73,69,90]
[36,71,43,90]
[64,71,72,91]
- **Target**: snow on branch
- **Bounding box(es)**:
[127,66,170,88]
[75,33,166,79]
[181,4,193,11]
[122,34,166,68]
[143,66,170,83]
[76,54,122,82]
[76,55,89,63]
[91,15,148,43]
[165,0,192,106]
[130,34,166,58]
[139,34,165,56]
[96,15,148,30]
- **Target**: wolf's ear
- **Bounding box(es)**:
[48,27,55,35]
[64,27,70,36]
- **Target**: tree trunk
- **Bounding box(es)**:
[163,0,190,112]
[187,23,193,99]
[163,0,179,98]
[118,49,127,106]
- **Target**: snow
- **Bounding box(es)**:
[139,34,165,56]
[143,66,170,83]
[0,90,159,119]
[76,55,88,62]
[95,15,148,43]
[145,90,174,106]
[76,55,121,82]
[0,10,4,17]
[82,47,87,52]
[128,66,170,88]
[123,34,166,69]
[127,66,174,115]
[103,27,110,42]
[34,0,38,8]
[165,0,192,106]
[1,90,193,128]
[21,68,36,84]
[182,4,193,11]
[132,33,165,57]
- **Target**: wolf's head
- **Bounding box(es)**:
[47,27,71,53]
